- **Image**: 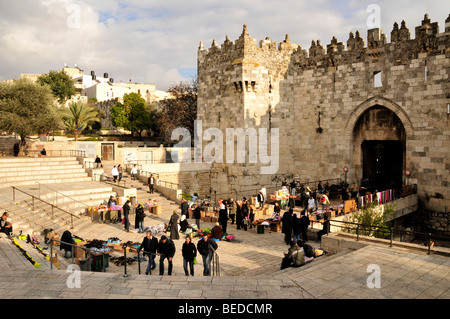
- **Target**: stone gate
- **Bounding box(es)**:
[197,14,450,212]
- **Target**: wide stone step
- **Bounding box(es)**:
[0,158,80,167]
[2,177,93,188]
[3,164,83,173]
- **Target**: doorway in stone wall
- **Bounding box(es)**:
[362,140,404,191]
[352,105,406,191]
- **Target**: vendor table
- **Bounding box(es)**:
[148,205,162,216]
[97,208,122,223]
[266,198,289,208]
[270,222,281,232]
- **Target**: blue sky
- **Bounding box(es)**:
[0,0,448,90]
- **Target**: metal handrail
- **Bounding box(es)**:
[92,172,127,188]
[12,187,80,229]
[210,245,220,276]
[35,181,92,210]
[22,149,87,158]
[0,196,57,235]
[329,219,450,255]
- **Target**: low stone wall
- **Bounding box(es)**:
[321,232,450,256]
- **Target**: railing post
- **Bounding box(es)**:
[390,224,393,248]
[138,249,141,275]
[123,244,128,277]
[50,241,53,270]
[356,224,360,241]
[12,187,15,202]
[427,233,432,255]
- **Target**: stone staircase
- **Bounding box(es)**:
[0,157,92,187]
[101,162,180,213]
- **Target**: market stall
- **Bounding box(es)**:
[90,204,123,223]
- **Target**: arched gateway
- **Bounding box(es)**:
[345,97,414,191]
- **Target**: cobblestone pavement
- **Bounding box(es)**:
[1,183,449,302]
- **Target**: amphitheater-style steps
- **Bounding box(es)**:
[0,157,92,187]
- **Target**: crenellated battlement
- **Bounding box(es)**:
[198,14,450,71]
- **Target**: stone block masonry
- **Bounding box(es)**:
[197,14,450,212]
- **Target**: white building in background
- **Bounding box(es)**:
[63,65,171,103]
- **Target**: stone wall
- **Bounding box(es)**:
[197,14,450,212]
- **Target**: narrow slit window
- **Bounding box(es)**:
[374,71,382,88]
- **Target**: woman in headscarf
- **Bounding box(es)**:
[180,214,189,232]
[168,210,180,240]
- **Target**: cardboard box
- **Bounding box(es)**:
[74,241,88,258]
[210,217,218,223]
[50,250,60,269]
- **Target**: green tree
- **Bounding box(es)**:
[157,78,197,143]
[344,201,394,239]
[37,70,76,104]
[0,78,63,147]
[110,102,128,128]
[62,101,100,141]
[110,92,156,138]
[128,102,152,138]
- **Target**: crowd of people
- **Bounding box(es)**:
[138,229,218,277]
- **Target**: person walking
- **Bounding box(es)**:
[135,203,146,233]
[117,164,123,183]
[193,204,201,229]
[292,213,301,244]
[181,199,189,218]
[235,201,243,230]
[257,191,265,209]
[148,174,155,194]
[299,211,310,242]
[229,198,236,225]
[168,210,180,240]
[218,199,228,234]
[111,165,119,183]
[320,194,330,212]
[139,231,158,275]
[157,235,176,276]
[240,198,249,230]
[308,196,315,214]
[122,199,131,232]
[281,208,294,244]
[197,235,218,276]
[130,164,138,180]
[94,155,102,168]
[182,236,197,276]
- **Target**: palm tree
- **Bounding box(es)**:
[62,101,100,141]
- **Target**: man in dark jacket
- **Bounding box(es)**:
[181,199,189,218]
[193,204,201,229]
[197,235,218,276]
[218,199,228,234]
[157,235,176,275]
[240,198,249,230]
[140,231,158,275]
[299,211,310,242]
[123,200,131,232]
[281,209,294,244]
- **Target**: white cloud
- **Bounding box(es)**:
[0,0,448,90]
